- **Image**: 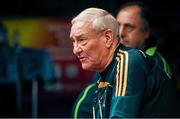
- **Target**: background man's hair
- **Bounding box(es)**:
[117,1,154,30]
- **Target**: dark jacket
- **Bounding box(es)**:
[72,44,180,118]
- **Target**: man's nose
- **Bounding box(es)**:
[119,26,126,38]
[73,43,82,55]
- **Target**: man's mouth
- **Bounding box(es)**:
[79,57,86,62]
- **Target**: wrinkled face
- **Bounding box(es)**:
[116,6,150,48]
[70,20,107,71]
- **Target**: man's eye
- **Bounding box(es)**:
[79,38,84,41]
[126,25,134,32]
[80,39,87,45]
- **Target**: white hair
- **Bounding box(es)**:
[72,8,119,40]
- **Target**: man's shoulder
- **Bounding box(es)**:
[117,44,147,60]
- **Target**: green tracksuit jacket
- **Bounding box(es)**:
[72,44,180,118]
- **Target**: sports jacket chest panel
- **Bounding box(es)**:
[93,45,148,118]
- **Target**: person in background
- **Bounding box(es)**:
[70,6,180,118]
[116,1,172,77]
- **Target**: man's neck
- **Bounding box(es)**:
[100,40,120,72]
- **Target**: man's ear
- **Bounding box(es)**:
[104,29,113,48]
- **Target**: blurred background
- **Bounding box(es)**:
[0,0,180,118]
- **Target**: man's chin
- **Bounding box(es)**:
[82,66,90,71]
[81,64,92,71]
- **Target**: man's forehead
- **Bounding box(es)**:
[70,21,93,37]
[118,6,141,19]
[117,7,142,25]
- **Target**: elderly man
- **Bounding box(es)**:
[70,7,180,118]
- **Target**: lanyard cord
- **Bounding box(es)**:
[92,61,117,118]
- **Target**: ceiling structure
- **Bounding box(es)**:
[0,0,179,18]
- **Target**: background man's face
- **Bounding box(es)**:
[116,6,150,48]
